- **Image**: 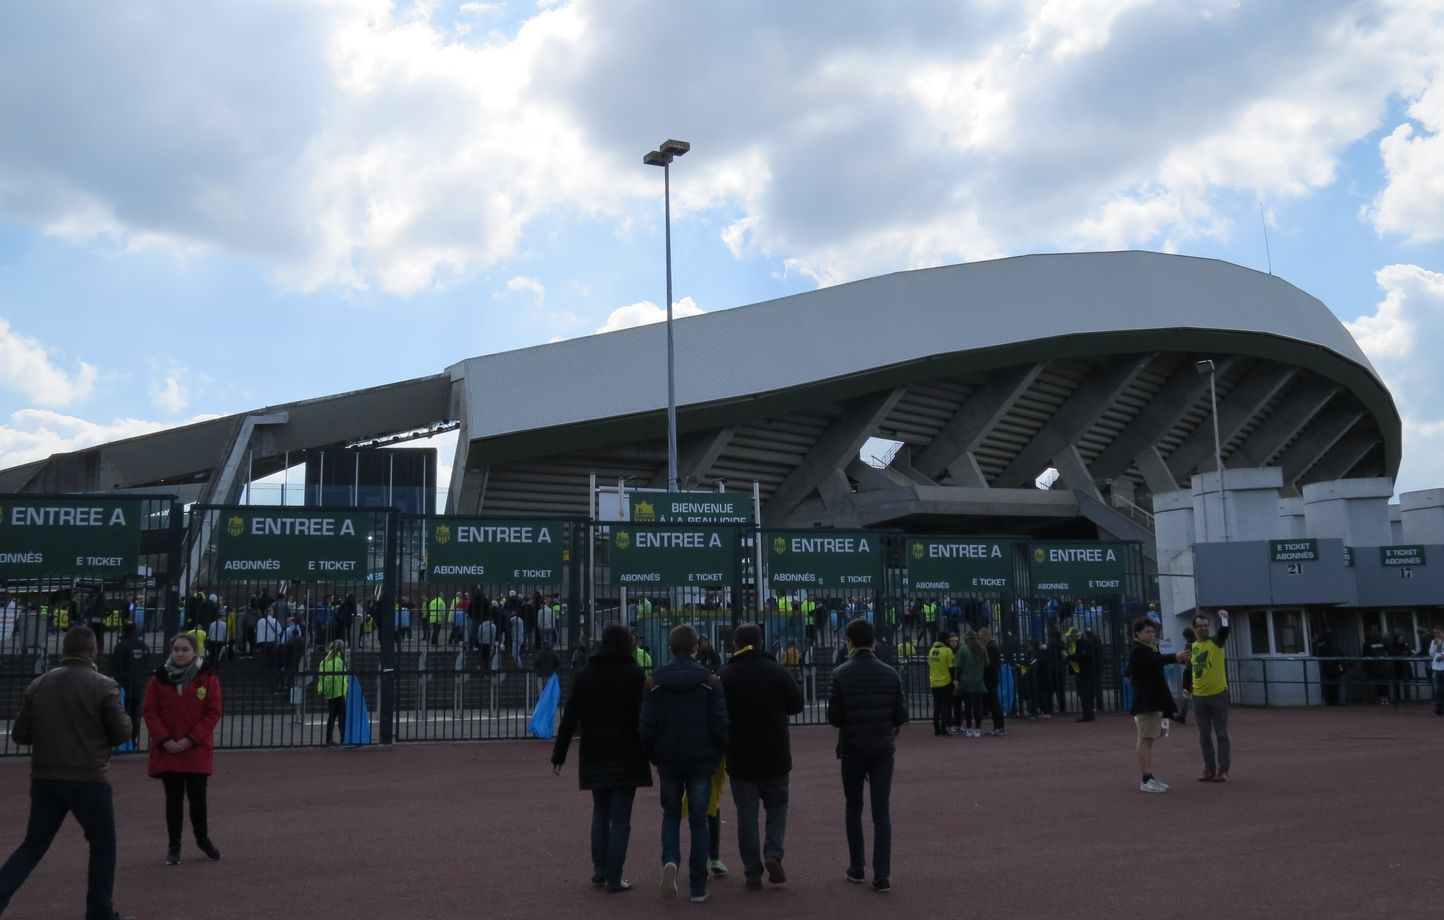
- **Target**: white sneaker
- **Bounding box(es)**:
[661,862,678,899]
[1139,778,1168,793]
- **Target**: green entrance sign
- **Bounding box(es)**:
[629,492,752,524]
[1269,539,1319,563]
[766,530,882,590]
[427,518,566,583]
[1028,542,1126,595]
[906,538,1014,592]
[1380,545,1426,567]
[610,526,736,586]
[0,498,142,577]
[214,510,371,581]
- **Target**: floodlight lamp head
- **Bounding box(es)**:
[643,150,671,167]
[1194,359,1216,375]
[658,139,690,157]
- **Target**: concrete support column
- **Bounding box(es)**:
[1301,478,1394,547]
[1190,466,1283,543]
[1399,489,1444,545]
[1277,497,1306,539]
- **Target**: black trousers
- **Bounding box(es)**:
[1076,675,1096,720]
[326,696,347,743]
[159,773,209,849]
[931,686,952,734]
[983,680,1004,730]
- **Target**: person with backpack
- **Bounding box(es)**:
[1066,626,1097,722]
[551,624,651,893]
[280,617,306,694]
[639,625,728,904]
[143,633,223,865]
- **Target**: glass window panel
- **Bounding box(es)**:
[1272,609,1304,655]
[1248,611,1271,655]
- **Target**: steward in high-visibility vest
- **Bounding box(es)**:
[635,645,653,675]
[777,595,793,613]
[427,595,448,624]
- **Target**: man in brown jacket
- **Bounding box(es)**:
[0,626,135,920]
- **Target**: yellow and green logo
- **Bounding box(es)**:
[772,536,787,555]
[434,524,451,545]
[633,500,655,523]
[226,515,245,538]
[615,530,631,550]
[1033,547,1046,564]
[911,542,925,560]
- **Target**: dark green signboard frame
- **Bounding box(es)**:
[1380,545,1426,567]
[1028,542,1126,595]
[0,497,143,577]
[765,529,883,590]
[213,509,371,581]
[1269,539,1319,563]
[610,525,737,587]
[905,537,1015,592]
[426,518,566,583]
[629,492,753,524]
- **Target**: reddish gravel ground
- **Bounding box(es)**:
[1,705,1439,920]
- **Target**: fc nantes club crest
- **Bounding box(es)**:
[227,515,245,538]
[633,501,655,523]
[434,524,451,545]
[771,536,786,555]
[1033,547,1047,564]
[911,542,925,560]
[615,530,631,550]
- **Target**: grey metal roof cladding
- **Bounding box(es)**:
[446,251,1387,443]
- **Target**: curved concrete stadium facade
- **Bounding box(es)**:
[0,251,1400,547]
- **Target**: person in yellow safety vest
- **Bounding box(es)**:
[928,633,957,736]
[777,594,793,613]
[800,598,816,644]
[634,642,653,675]
[896,637,918,657]
[922,601,938,642]
[427,594,448,645]
[187,624,208,658]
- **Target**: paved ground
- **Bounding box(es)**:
[1,705,1439,920]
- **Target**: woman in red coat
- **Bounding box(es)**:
[143,633,223,865]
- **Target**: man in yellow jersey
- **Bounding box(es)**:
[927,633,955,736]
[1188,609,1232,782]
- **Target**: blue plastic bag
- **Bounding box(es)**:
[529,673,560,740]
[343,676,372,745]
[113,688,135,753]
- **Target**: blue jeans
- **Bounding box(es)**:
[0,779,118,920]
[841,754,894,882]
[729,775,789,881]
[590,786,636,889]
[658,771,711,896]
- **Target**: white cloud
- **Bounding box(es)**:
[1345,263,1444,494]
[0,318,97,406]
[595,297,704,334]
[505,275,545,307]
[1366,79,1444,243]
[2,0,1442,296]
[0,408,221,470]
[149,364,202,414]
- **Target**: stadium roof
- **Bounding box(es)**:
[0,251,1400,536]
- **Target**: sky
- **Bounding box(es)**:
[1,0,1443,500]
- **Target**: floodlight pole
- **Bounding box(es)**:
[645,139,690,492]
[1198,359,1230,542]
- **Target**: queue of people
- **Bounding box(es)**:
[551,617,905,901]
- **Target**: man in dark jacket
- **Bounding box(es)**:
[720,623,804,890]
[0,626,135,920]
[977,625,1006,736]
[1129,618,1191,793]
[828,618,907,893]
[1066,626,1097,722]
[639,625,728,903]
[109,621,149,747]
[551,624,652,893]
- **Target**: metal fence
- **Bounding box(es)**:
[3,502,1169,752]
[1224,655,1441,708]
